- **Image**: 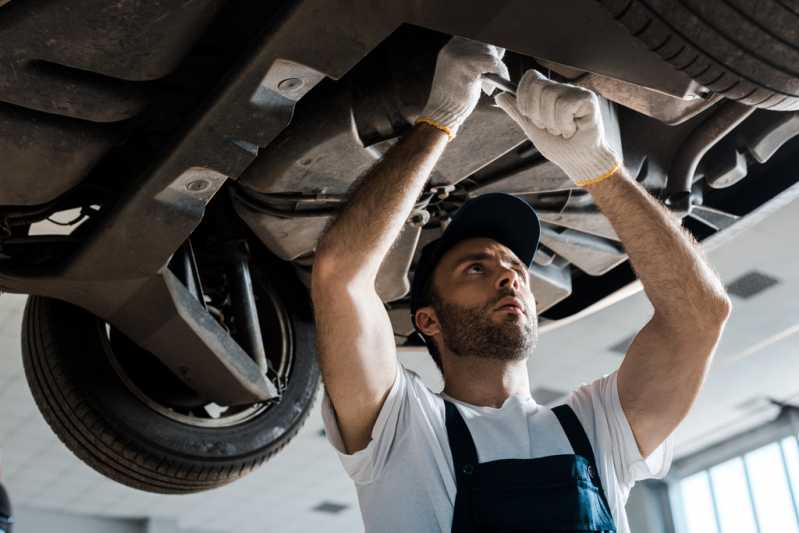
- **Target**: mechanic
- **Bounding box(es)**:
[311,37,731,533]
[0,481,12,533]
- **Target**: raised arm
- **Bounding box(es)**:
[585,168,730,457]
[497,71,731,459]
[312,125,447,454]
[312,37,507,454]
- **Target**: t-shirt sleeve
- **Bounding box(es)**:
[321,363,415,485]
[566,370,674,488]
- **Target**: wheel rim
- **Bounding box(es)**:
[101,266,295,429]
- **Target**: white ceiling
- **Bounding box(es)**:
[2,184,799,531]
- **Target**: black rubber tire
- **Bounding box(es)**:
[20,260,319,494]
[599,0,799,111]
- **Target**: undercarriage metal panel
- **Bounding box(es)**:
[530,262,573,313]
[580,73,722,126]
[470,159,574,196]
[233,208,330,262]
[0,267,277,404]
[239,80,380,194]
[740,111,799,164]
[537,205,621,242]
[539,226,627,276]
[0,105,117,205]
[0,0,764,390]
[0,0,225,121]
[1,0,403,402]
[375,223,422,303]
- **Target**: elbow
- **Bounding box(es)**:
[655,292,732,336]
[311,253,375,295]
[707,291,733,325]
[718,294,733,321]
[691,293,732,340]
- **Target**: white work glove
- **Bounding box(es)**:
[417,36,509,140]
[495,70,622,187]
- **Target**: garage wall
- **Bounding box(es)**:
[626,480,675,533]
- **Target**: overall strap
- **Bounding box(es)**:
[445,401,479,533]
[445,401,479,474]
[552,404,613,512]
[551,404,597,466]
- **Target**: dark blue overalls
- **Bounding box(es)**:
[445,400,617,532]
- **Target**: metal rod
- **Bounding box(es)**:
[667,101,755,213]
[779,439,799,529]
[742,454,764,533]
[226,240,269,376]
[181,240,206,309]
[482,73,517,95]
[705,470,724,533]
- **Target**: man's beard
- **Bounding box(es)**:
[432,291,538,361]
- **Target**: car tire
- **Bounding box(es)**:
[21,258,319,494]
[599,0,799,111]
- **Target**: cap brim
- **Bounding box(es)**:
[436,193,540,268]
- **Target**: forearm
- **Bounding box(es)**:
[585,169,731,327]
[314,123,448,283]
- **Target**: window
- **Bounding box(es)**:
[676,434,799,533]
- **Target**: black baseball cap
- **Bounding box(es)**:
[409,192,541,334]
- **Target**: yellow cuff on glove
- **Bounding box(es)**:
[415,117,455,141]
[574,163,621,187]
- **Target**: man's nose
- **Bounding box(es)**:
[497,266,522,290]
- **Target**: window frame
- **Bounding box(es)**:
[667,408,799,533]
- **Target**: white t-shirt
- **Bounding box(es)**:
[321,363,673,533]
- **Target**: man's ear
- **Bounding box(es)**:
[415,306,441,337]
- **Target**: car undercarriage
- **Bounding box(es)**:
[1,0,798,492]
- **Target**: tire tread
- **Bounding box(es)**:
[598,0,799,110]
[21,296,318,494]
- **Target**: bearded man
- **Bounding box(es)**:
[311,37,731,533]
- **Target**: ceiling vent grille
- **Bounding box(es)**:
[312,501,349,514]
[726,270,780,299]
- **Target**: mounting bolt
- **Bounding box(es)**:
[186,179,210,192]
[277,77,303,92]
[409,209,430,227]
[431,185,456,200]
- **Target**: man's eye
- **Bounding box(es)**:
[466,263,484,273]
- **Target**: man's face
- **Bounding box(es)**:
[424,237,538,361]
